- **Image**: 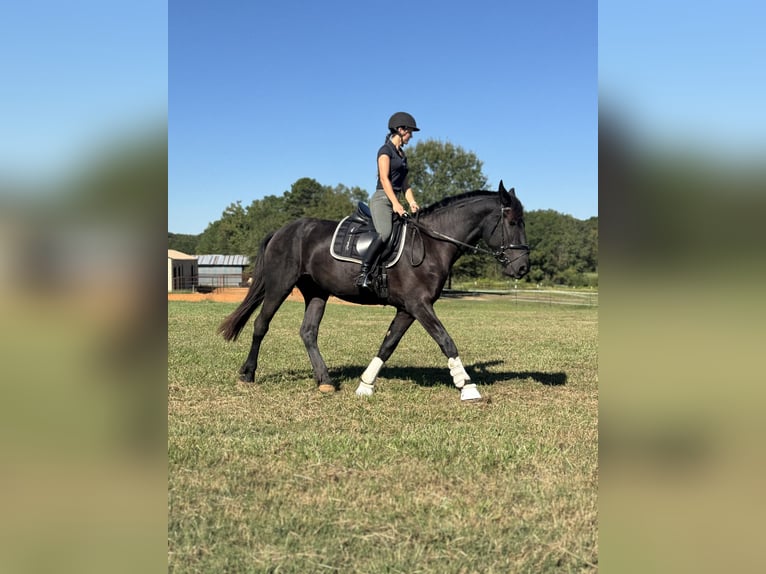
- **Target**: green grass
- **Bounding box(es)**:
[168,298,598,572]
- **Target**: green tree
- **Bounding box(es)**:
[583,216,598,273]
[284,177,325,219]
[195,220,222,254]
[406,140,489,206]
[168,232,199,254]
[239,181,368,257]
[242,194,291,256]
[196,201,249,254]
[524,210,598,286]
[303,183,366,221]
[451,250,497,282]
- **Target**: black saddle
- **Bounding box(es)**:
[330,202,407,266]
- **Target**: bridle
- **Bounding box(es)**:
[488,207,531,265]
[403,206,530,266]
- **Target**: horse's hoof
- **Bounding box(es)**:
[318,384,337,393]
[460,384,482,401]
[355,382,375,397]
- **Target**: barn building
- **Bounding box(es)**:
[197,254,250,289]
[168,249,198,292]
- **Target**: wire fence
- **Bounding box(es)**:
[443,288,598,307]
[169,273,250,293]
[170,273,598,307]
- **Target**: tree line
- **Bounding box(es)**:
[169,140,597,287]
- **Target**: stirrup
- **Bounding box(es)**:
[356,268,372,288]
[357,272,373,289]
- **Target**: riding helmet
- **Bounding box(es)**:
[388,111,420,131]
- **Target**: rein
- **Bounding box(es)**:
[403,207,530,266]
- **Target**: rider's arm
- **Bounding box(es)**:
[378,154,406,216]
[404,185,419,213]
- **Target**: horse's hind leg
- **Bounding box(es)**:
[355,309,415,396]
[238,292,291,383]
[299,295,335,393]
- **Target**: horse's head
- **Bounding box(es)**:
[485,181,530,279]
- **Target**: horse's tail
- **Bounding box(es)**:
[218,232,274,342]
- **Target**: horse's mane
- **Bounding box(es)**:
[418,189,524,218]
[418,190,495,215]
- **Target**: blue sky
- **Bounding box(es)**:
[169,0,598,234]
[3,2,763,237]
[1,1,167,180]
[599,0,766,156]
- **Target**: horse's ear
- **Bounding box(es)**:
[498,180,515,205]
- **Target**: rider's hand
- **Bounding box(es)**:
[393,202,406,217]
[409,201,419,214]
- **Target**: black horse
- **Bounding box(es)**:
[219,181,529,401]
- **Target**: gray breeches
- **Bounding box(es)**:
[370,188,395,242]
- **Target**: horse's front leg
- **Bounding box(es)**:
[355,309,415,397]
[409,301,482,402]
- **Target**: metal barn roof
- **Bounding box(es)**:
[196,254,250,266]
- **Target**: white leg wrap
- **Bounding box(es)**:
[460,383,482,401]
[361,357,384,384]
[448,357,471,389]
[356,357,384,397]
[355,381,375,397]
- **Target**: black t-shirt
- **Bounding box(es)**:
[375,138,409,193]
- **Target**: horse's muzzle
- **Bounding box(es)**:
[504,262,529,279]
[513,263,529,279]
[497,245,530,279]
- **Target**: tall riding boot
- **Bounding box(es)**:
[356,235,386,289]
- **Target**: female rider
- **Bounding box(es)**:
[357,111,421,288]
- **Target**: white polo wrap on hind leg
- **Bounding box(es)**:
[356,356,384,397]
[448,357,470,389]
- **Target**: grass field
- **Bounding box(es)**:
[168,297,598,572]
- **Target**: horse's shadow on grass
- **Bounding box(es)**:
[327,360,567,388]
